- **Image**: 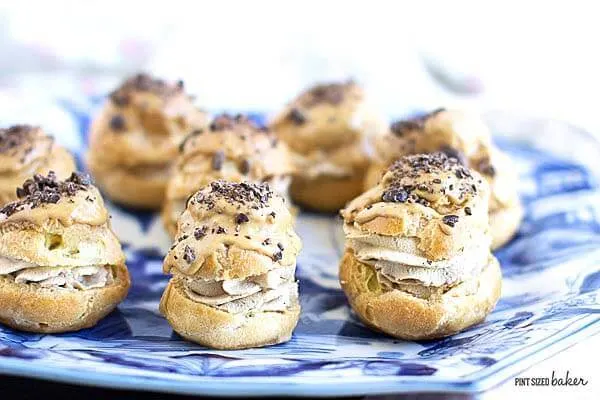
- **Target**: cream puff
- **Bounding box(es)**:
[160,180,301,349]
[162,114,294,237]
[0,171,130,333]
[270,80,387,212]
[0,125,76,207]
[87,73,209,209]
[366,109,522,249]
[340,153,501,340]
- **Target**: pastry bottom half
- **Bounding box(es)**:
[339,250,501,340]
[159,278,300,350]
[0,263,130,333]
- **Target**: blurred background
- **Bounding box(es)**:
[0,0,599,149]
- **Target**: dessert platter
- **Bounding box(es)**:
[0,75,598,396]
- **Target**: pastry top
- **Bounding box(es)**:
[0,124,75,176]
[370,108,520,212]
[0,172,123,267]
[169,114,293,200]
[164,180,301,280]
[0,125,76,206]
[270,80,387,159]
[0,125,55,173]
[342,152,490,260]
[88,73,208,168]
[374,109,493,169]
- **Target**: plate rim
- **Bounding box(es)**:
[1,316,598,397]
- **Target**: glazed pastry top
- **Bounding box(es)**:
[0,172,124,268]
[342,152,490,261]
[270,80,387,177]
[168,114,294,201]
[164,180,301,280]
[88,73,208,168]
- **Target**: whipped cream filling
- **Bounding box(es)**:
[0,255,113,290]
[345,225,489,287]
[183,266,299,314]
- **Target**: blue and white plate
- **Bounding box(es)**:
[0,108,599,397]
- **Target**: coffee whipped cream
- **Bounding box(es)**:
[183,266,298,314]
[0,255,113,290]
[345,224,489,287]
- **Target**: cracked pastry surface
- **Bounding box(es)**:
[270,80,387,212]
[340,153,501,340]
[162,113,294,237]
[0,172,130,333]
[365,108,522,248]
[87,73,209,209]
[0,125,76,207]
[160,180,302,349]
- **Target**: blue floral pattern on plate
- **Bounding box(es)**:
[0,106,599,397]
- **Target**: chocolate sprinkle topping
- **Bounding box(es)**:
[383,153,478,205]
[212,151,225,170]
[442,215,459,227]
[209,113,261,132]
[288,108,306,125]
[109,92,129,107]
[272,251,283,261]
[116,73,185,98]
[235,213,250,224]
[277,242,285,251]
[465,207,472,216]
[390,119,424,136]
[302,82,350,107]
[477,157,496,177]
[239,159,251,175]
[194,226,208,240]
[0,125,37,154]
[1,171,92,217]
[440,146,467,166]
[179,129,204,152]
[382,188,409,203]
[195,181,272,210]
[390,108,447,137]
[183,245,196,264]
[110,115,126,132]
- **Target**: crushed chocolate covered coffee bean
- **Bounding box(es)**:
[442,215,459,227]
[239,159,251,175]
[110,115,126,132]
[212,150,225,170]
[194,226,208,240]
[235,213,250,224]
[382,188,409,203]
[0,125,37,154]
[288,108,306,125]
[195,181,273,210]
[183,245,196,264]
[2,171,92,217]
